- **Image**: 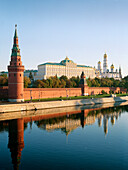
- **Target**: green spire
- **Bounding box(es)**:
[11,24,20,56]
[14,24,18,38]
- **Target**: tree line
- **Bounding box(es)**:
[0,72,128,90]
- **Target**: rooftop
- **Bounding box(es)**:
[39,57,92,68]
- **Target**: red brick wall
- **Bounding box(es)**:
[24,88,82,100]
[87,87,127,95]
[0,86,127,101]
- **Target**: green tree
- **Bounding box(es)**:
[0,76,8,86]
[29,72,34,82]
[24,76,31,88]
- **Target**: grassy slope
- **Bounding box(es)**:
[25,93,128,102]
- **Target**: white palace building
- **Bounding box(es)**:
[23,54,122,80]
[34,57,96,80]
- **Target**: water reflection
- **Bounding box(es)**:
[0,105,127,169]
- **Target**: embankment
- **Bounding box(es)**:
[0,96,128,113]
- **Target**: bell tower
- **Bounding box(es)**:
[8,25,24,102]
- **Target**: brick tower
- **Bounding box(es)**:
[79,71,89,96]
[8,25,24,102]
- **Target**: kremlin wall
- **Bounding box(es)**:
[0,25,127,102]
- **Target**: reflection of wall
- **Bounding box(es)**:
[44,118,81,135]
[85,116,95,125]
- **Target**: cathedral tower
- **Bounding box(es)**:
[98,61,102,73]
[8,25,24,102]
[103,53,108,73]
[119,66,122,79]
[111,64,114,73]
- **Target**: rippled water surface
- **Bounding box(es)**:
[0,104,128,170]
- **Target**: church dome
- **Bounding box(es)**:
[104,53,107,58]
[60,56,74,64]
[111,64,114,69]
[65,56,69,60]
[98,61,101,64]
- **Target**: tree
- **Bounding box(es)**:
[101,90,107,94]
[60,79,66,88]
[24,76,31,88]
[60,75,68,82]
[29,72,34,82]
[0,76,8,86]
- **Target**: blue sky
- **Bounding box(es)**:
[0,0,128,76]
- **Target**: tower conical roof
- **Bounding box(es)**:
[11,25,20,56]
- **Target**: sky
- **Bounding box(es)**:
[0,0,128,77]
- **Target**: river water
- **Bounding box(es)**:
[0,103,128,170]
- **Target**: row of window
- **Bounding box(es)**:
[9,73,22,77]
[11,58,20,61]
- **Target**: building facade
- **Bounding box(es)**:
[96,53,122,80]
[24,70,38,80]
[35,56,96,80]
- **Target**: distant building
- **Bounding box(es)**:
[35,56,96,80]
[24,70,38,80]
[96,53,122,80]
[0,71,8,77]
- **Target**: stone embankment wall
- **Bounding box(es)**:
[0,96,128,113]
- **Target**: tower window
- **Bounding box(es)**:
[14,73,16,77]
[20,74,21,77]
[19,63,20,65]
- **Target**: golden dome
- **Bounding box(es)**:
[98,61,101,64]
[104,53,107,58]
[111,64,114,69]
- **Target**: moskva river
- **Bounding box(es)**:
[0,103,128,169]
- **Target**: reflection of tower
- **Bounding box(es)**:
[80,110,85,128]
[111,115,115,125]
[103,115,108,135]
[98,114,103,127]
[8,25,25,102]
[8,119,24,170]
[103,53,108,73]
[115,112,119,120]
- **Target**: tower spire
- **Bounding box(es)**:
[14,24,18,38]
[8,25,25,102]
[13,24,19,47]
